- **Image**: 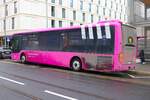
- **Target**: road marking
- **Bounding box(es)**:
[44,90,78,100]
[0,76,25,85]
[128,74,150,79]
[134,76,150,79]
[127,74,136,78]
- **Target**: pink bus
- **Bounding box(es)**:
[11,20,136,72]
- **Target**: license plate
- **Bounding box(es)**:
[5,51,10,54]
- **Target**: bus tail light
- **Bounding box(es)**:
[119,52,124,64]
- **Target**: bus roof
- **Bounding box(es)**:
[13,20,121,36]
[97,20,122,24]
[122,24,136,29]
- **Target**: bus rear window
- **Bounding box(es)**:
[122,25,136,48]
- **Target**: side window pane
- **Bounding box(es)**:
[96,25,115,54]
[11,35,21,52]
[27,34,39,50]
[85,27,96,52]
[66,28,86,52]
[38,31,60,51]
[22,36,28,50]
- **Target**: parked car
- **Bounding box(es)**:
[0,47,11,59]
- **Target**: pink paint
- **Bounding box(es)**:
[11,20,136,72]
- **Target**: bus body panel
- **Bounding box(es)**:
[121,24,136,70]
[113,23,136,71]
[11,50,114,71]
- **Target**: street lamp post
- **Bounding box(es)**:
[45,0,48,28]
[4,2,7,48]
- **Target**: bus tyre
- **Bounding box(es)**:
[71,58,82,71]
[20,54,26,63]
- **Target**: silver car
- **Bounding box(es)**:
[0,47,11,59]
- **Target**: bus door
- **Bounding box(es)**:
[25,34,42,63]
[11,35,22,60]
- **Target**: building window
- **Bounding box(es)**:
[51,6,55,17]
[103,8,105,16]
[70,0,73,8]
[120,13,121,19]
[115,13,117,19]
[82,13,85,22]
[59,0,62,5]
[116,4,118,10]
[98,0,100,4]
[70,22,73,26]
[105,0,107,7]
[51,0,55,3]
[62,8,66,18]
[5,4,8,16]
[3,0,5,3]
[80,0,83,10]
[97,6,99,14]
[99,16,101,20]
[109,10,111,18]
[12,17,15,29]
[14,1,17,14]
[51,20,55,27]
[110,1,113,9]
[91,14,93,22]
[120,6,122,12]
[59,21,62,27]
[119,0,121,3]
[73,10,76,20]
[3,20,6,31]
[124,0,126,5]
[89,3,91,12]
[111,1,113,9]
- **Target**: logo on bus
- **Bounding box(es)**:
[128,36,134,44]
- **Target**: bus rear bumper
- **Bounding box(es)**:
[113,64,136,72]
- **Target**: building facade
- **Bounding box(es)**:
[0,0,129,45]
[134,0,150,38]
[133,0,150,60]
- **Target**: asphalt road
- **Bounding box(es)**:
[0,60,150,100]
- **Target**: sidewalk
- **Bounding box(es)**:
[133,62,150,75]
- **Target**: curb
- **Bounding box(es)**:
[128,70,150,76]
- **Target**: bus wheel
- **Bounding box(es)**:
[20,54,26,63]
[71,58,82,71]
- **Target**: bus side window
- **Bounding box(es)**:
[96,25,115,54]
[11,36,21,53]
[61,33,69,51]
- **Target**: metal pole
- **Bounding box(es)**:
[4,2,7,47]
[145,5,147,20]
[144,27,147,48]
[144,5,147,48]
[45,0,48,28]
